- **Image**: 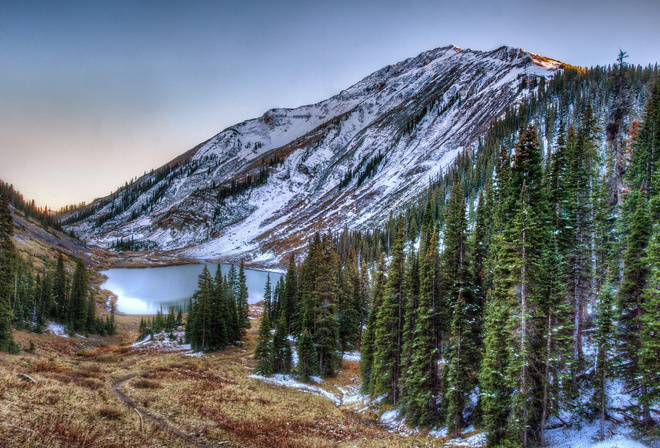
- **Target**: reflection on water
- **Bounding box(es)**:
[100,263,282,314]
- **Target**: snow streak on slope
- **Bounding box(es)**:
[65,45,562,266]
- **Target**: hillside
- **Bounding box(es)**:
[62,45,565,265]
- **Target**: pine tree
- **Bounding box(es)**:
[54,252,68,321]
[619,193,652,426]
[264,272,272,322]
[237,259,250,335]
[282,253,298,334]
[210,265,228,349]
[360,254,386,395]
[297,309,317,381]
[187,266,214,351]
[373,222,406,405]
[271,312,292,374]
[639,204,660,425]
[254,312,273,375]
[592,281,616,440]
[404,230,440,426]
[0,194,16,352]
[68,258,89,333]
[443,178,479,437]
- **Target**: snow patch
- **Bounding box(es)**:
[45,322,68,337]
[249,373,340,405]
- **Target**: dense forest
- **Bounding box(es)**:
[0,194,115,353]
[248,59,660,447]
[1,53,659,447]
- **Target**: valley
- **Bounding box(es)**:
[2,42,660,448]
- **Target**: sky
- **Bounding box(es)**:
[1,0,659,209]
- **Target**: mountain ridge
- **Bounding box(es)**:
[62,44,565,265]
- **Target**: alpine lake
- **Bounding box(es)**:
[100,263,282,314]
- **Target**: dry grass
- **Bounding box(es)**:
[0,311,461,448]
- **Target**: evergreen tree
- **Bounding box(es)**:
[373,223,406,405]
[639,205,660,425]
[592,281,616,440]
[68,258,89,333]
[0,194,16,352]
[237,259,250,334]
[404,228,440,426]
[443,178,479,437]
[54,252,68,321]
[271,312,292,374]
[282,253,298,334]
[187,266,214,351]
[297,309,317,381]
[263,272,272,322]
[360,254,386,395]
[210,265,228,349]
[254,312,273,375]
[619,193,652,426]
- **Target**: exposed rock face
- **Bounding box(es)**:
[63,45,562,265]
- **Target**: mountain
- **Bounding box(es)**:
[62,45,565,265]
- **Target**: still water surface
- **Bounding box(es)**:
[100,263,282,314]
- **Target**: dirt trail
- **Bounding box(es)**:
[112,372,220,448]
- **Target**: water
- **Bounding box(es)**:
[100,263,282,314]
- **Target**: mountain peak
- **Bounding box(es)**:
[64,45,563,265]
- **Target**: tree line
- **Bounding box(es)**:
[356,76,660,447]
[185,261,250,351]
[0,194,115,353]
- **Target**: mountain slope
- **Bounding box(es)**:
[63,45,564,265]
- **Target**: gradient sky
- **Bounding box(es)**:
[1,0,658,209]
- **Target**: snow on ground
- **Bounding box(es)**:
[545,421,652,448]
[132,327,196,354]
[45,322,68,337]
[342,351,361,362]
[249,373,340,405]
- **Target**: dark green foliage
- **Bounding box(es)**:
[263,272,272,323]
[237,260,250,335]
[54,253,68,321]
[281,253,298,334]
[372,223,407,405]
[0,181,62,231]
[184,264,243,351]
[68,258,89,333]
[297,310,317,381]
[360,254,386,394]
[0,194,16,352]
[254,312,273,375]
[271,312,292,374]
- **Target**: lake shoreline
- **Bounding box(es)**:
[100,262,283,315]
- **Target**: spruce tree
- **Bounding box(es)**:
[360,254,386,395]
[0,194,16,352]
[263,272,272,322]
[187,266,214,351]
[639,207,660,426]
[297,309,317,381]
[271,312,292,374]
[68,258,89,333]
[254,312,273,375]
[54,252,68,321]
[592,281,616,440]
[282,253,298,334]
[404,230,440,426]
[619,193,652,426]
[443,178,478,437]
[373,222,406,405]
[237,260,250,334]
[211,265,228,349]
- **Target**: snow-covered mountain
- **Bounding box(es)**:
[63,45,564,265]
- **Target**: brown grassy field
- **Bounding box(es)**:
[0,310,469,448]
